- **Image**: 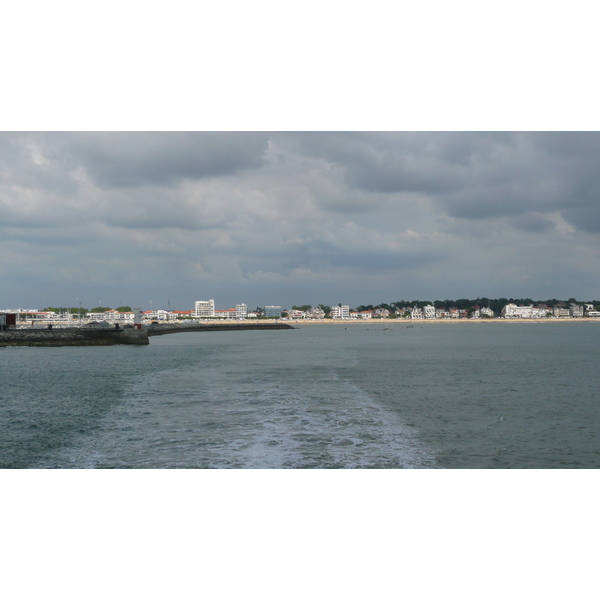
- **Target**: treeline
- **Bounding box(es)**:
[354,298,600,313]
[43,306,133,315]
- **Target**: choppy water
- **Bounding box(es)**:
[1,323,599,468]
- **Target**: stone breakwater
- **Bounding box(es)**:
[0,328,149,347]
[0,322,295,346]
[146,322,296,336]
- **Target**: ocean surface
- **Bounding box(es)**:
[1,322,599,468]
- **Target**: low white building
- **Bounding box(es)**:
[502,304,547,319]
[145,309,174,321]
[553,306,571,318]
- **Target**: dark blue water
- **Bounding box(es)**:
[1,323,599,468]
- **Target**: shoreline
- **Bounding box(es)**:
[280,318,600,325]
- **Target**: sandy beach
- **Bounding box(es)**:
[280,318,600,325]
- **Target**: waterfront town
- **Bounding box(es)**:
[2,297,600,328]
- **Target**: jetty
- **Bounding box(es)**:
[0,327,149,347]
[146,322,295,336]
[0,322,295,347]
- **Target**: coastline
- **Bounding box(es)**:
[279,318,600,325]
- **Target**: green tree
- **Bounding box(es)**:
[319,304,332,317]
[116,306,132,312]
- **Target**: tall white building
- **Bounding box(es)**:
[236,304,248,319]
[410,307,423,319]
[570,304,584,318]
[423,305,436,319]
[331,305,350,319]
[194,299,215,318]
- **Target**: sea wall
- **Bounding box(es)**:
[146,322,296,336]
[0,328,149,346]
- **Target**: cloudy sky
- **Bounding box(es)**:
[2,131,600,311]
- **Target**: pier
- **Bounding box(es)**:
[0,328,149,347]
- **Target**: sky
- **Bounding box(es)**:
[2,131,600,311]
[4,4,600,594]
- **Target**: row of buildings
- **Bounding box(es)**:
[191,300,600,320]
[500,303,600,319]
[3,300,600,326]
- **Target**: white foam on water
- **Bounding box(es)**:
[34,364,436,469]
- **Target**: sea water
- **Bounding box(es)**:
[1,323,599,468]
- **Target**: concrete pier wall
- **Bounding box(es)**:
[146,322,295,335]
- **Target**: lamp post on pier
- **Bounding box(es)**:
[76,298,82,328]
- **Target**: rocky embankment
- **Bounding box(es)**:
[0,322,295,346]
[146,322,296,336]
[0,328,149,346]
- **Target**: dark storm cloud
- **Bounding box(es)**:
[509,213,555,233]
[275,132,514,195]
[274,132,600,232]
[2,132,270,191]
[3,131,600,309]
[69,132,270,189]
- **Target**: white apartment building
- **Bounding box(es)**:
[553,306,571,318]
[423,305,436,319]
[195,299,215,318]
[214,309,236,319]
[410,307,424,319]
[570,304,584,318]
[288,309,305,319]
[236,304,247,319]
[145,309,175,321]
[502,304,547,318]
[100,310,136,321]
[331,305,350,319]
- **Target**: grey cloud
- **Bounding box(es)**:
[1,132,270,192]
[275,132,519,195]
[0,133,80,194]
[3,132,600,310]
[509,213,555,233]
[561,204,600,233]
[65,132,270,189]
[275,132,600,234]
